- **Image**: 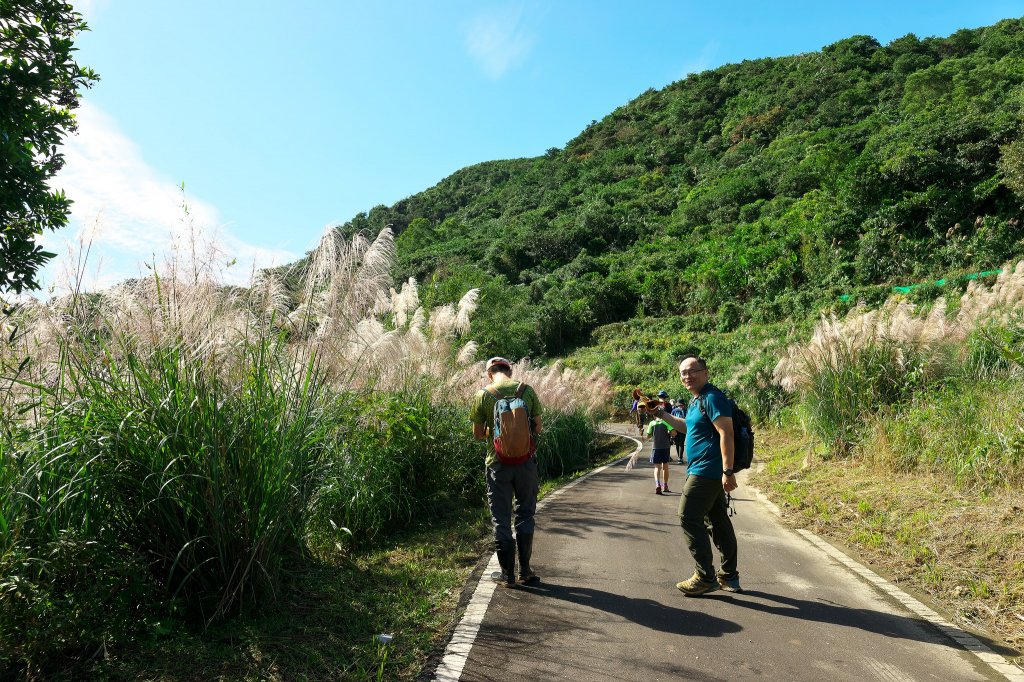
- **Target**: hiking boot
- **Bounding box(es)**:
[717,574,743,593]
[516,533,540,585]
[655,486,663,495]
[676,572,720,597]
[492,539,517,588]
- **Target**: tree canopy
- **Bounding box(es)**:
[325,19,1024,360]
[1,1,97,294]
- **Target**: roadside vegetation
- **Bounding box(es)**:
[758,262,1024,653]
[0,229,612,680]
[5,11,1024,678]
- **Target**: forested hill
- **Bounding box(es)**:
[334,18,1024,361]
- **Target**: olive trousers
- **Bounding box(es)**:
[679,473,739,582]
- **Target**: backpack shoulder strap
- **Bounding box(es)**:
[514,382,528,399]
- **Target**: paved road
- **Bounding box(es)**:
[449,424,1013,681]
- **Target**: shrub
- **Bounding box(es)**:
[863,377,1024,486]
[535,409,599,479]
[775,261,1024,454]
[308,391,483,551]
[0,533,161,674]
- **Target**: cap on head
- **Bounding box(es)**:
[485,357,512,373]
[657,390,669,398]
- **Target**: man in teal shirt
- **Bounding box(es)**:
[650,354,741,596]
[470,357,544,587]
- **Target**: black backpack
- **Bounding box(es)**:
[698,395,754,472]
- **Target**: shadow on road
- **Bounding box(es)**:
[542,504,679,539]
[722,589,1013,653]
[525,581,742,637]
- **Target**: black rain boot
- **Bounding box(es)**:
[516,533,540,585]
[492,539,517,588]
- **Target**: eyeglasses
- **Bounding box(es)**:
[679,368,707,377]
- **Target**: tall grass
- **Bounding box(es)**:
[535,410,600,479]
[1,333,338,670]
[774,260,1024,479]
[0,226,611,670]
[863,377,1024,486]
[308,391,484,552]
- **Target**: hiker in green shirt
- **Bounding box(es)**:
[645,408,676,494]
[470,357,544,588]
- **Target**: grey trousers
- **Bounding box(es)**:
[486,458,539,544]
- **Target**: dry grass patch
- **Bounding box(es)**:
[753,427,1024,659]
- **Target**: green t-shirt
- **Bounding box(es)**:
[470,377,543,467]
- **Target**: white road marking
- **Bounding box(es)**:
[436,434,1024,681]
[747,483,1023,680]
[861,657,918,682]
[432,432,643,681]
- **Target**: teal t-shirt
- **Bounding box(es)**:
[684,383,732,479]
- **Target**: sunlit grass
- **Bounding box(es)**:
[0,226,612,675]
[773,260,1024,484]
[754,424,1024,650]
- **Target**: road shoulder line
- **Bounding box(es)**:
[431,432,643,681]
[748,483,1024,680]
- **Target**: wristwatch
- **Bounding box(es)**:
[724,468,734,477]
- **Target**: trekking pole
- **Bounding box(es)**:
[726,491,736,517]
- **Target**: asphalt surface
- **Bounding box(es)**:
[453,423,1009,681]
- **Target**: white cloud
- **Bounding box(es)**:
[463,4,537,80]
[73,0,110,22]
[679,42,720,79]
[41,101,297,295]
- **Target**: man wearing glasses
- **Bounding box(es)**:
[646,354,741,596]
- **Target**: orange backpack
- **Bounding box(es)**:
[485,383,536,465]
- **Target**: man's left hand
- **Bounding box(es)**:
[723,473,737,492]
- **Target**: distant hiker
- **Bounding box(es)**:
[671,397,687,464]
[630,397,647,435]
[630,397,641,432]
[470,357,544,588]
[645,355,741,596]
[645,413,675,494]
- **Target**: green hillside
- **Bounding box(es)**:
[316,19,1024,404]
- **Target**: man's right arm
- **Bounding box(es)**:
[657,408,687,432]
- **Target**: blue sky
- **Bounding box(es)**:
[43,0,1024,292]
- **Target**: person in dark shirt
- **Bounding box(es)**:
[671,398,687,464]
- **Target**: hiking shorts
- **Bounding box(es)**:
[650,448,671,464]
